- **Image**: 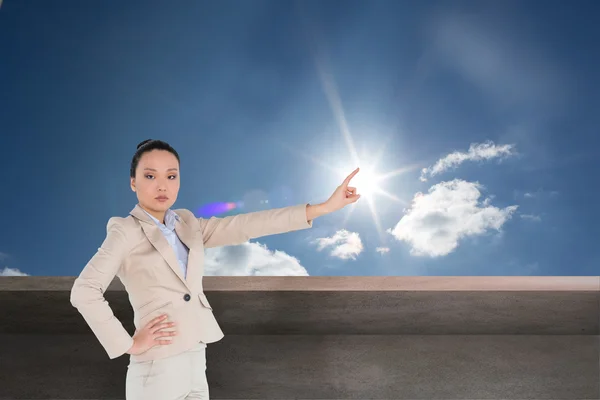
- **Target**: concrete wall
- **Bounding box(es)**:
[0,276,598,399]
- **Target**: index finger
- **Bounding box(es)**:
[343,167,360,186]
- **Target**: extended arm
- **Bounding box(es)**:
[200,203,314,248]
[199,168,361,248]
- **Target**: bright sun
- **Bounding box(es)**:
[341,167,381,198]
[331,160,412,237]
[279,138,417,238]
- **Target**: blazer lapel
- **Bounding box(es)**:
[174,211,202,281]
[173,213,195,252]
[129,204,192,291]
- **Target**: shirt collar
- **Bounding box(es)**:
[141,208,180,231]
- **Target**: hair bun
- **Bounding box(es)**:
[136,139,153,150]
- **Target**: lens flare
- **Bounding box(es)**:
[195,201,241,218]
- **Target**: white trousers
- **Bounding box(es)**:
[125,342,209,400]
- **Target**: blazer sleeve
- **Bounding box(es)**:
[70,217,134,359]
[199,203,313,248]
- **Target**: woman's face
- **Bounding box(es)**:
[130,150,180,214]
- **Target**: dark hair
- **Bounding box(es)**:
[130,139,180,178]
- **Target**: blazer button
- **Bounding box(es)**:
[183,294,191,301]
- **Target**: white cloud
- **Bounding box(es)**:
[420,141,516,181]
[387,179,518,257]
[203,242,308,276]
[313,229,364,260]
[520,214,541,222]
[1,267,29,276]
[376,247,390,255]
[0,253,28,276]
[523,189,559,199]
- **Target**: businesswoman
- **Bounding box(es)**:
[70,139,361,400]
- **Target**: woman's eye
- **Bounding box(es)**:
[169,175,177,179]
[145,175,153,179]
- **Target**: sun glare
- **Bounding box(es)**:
[342,167,381,198]
[280,136,417,239]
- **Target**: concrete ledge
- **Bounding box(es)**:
[1,275,598,291]
[0,276,598,399]
[1,276,598,335]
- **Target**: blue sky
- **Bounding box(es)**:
[1,0,598,277]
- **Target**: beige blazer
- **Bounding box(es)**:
[70,202,313,362]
